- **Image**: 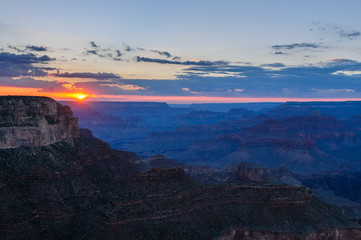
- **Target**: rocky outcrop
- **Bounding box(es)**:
[136,154,183,172]
[0,96,79,148]
[185,162,301,186]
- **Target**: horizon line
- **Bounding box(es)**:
[2,93,361,104]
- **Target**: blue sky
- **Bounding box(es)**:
[1,0,361,102]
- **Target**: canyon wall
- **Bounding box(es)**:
[0,96,79,148]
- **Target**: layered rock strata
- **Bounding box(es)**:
[0,96,79,148]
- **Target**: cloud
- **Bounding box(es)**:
[84,41,123,61]
[136,56,228,66]
[25,45,48,52]
[332,70,361,77]
[165,58,361,98]
[310,21,361,41]
[123,43,135,52]
[181,64,267,78]
[0,52,53,64]
[234,88,244,92]
[151,50,172,58]
[116,50,123,57]
[272,43,322,50]
[88,42,124,61]
[0,52,55,77]
[0,63,49,77]
[273,51,286,55]
[339,31,361,39]
[85,50,98,55]
[0,77,60,90]
[8,45,25,53]
[309,88,355,93]
[85,41,100,55]
[99,83,145,91]
[61,82,83,92]
[329,58,356,63]
[262,63,285,68]
[8,45,48,53]
[83,41,180,62]
[90,41,98,48]
[182,88,190,92]
[49,71,122,80]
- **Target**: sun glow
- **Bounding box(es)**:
[74,93,88,100]
[0,87,90,101]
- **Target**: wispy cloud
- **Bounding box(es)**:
[309,88,355,93]
[272,43,322,50]
[8,45,25,53]
[123,43,135,52]
[90,41,98,48]
[25,45,48,52]
[0,52,53,63]
[61,82,83,92]
[99,83,145,91]
[7,45,49,53]
[262,63,285,68]
[310,21,361,40]
[339,31,361,39]
[151,49,172,58]
[49,71,122,80]
[136,56,228,66]
[84,41,123,61]
[332,70,361,77]
[115,50,123,57]
[234,88,244,92]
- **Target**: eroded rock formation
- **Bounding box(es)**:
[0,96,79,148]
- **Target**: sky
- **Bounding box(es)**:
[1,0,361,103]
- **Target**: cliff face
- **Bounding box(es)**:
[0,96,79,148]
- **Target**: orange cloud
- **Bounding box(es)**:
[99,84,145,91]
[189,59,201,63]
[61,82,83,92]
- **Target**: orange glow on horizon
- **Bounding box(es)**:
[0,87,90,101]
[1,86,361,103]
[73,93,89,100]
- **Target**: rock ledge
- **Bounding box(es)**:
[0,96,79,148]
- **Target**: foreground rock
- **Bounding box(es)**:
[0,96,79,148]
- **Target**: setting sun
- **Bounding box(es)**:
[75,94,88,100]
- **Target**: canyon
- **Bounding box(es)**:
[1,96,360,239]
